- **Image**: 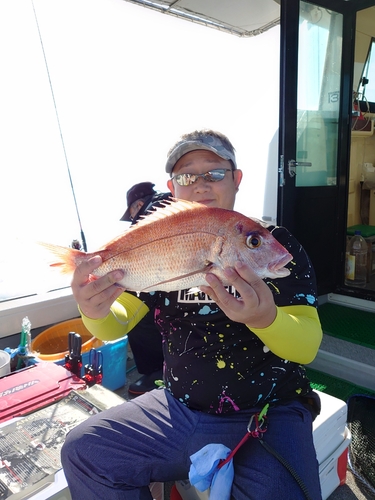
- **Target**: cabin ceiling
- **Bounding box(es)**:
[123,1,375,37]
[122,0,281,37]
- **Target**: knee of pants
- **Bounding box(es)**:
[61,425,84,471]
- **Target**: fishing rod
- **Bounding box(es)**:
[31,0,87,252]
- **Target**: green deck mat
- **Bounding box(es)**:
[318,303,375,349]
[305,367,375,401]
[347,224,375,238]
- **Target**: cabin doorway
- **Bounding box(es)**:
[277,0,375,301]
[346,5,375,295]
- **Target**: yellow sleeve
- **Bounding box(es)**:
[80,293,150,341]
[249,305,322,364]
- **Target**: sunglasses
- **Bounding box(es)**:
[171,168,232,186]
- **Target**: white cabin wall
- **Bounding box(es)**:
[0,0,280,336]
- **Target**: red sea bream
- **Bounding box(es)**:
[41,200,293,292]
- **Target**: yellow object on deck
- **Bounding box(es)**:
[32,318,102,361]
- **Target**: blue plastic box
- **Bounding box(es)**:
[54,336,128,391]
[32,319,128,391]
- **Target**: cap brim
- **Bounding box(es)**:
[120,208,131,221]
[165,142,235,174]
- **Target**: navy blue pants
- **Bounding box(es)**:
[61,389,322,500]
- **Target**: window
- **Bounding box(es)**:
[295,5,342,187]
[357,37,375,109]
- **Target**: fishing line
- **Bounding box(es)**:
[31,0,87,252]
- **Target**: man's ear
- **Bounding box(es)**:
[167,179,175,196]
[234,169,243,191]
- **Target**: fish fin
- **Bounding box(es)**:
[130,198,205,229]
[38,242,85,274]
[97,199,209,250]
[141,263,213,291]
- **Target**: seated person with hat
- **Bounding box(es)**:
[120,181,171,394]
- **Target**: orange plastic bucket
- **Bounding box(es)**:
[32,318,103,361]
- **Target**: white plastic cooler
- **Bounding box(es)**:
[314,391,351,500]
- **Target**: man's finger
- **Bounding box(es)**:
[72,255,102,285]
[90,270,125,295]
[204,273,239,309]
[233,262,262,285]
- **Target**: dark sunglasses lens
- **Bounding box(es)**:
[208,170,226,181]
[176,174,195,186]
[175,169,227,186]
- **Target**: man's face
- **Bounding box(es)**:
[129,199,145,220]
[167,150,242,210]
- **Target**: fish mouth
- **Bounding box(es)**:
[268,254,293,277]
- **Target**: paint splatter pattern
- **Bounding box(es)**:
[141,225,318,414]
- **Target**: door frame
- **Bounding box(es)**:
[277,0,375,299]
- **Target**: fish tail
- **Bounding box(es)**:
[38,242,85,274]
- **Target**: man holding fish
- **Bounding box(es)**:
[61,130,323,499]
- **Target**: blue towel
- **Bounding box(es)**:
[189,443,234,500]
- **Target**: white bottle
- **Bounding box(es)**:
[345,230,367,287]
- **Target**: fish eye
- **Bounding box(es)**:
[246,234,262,249]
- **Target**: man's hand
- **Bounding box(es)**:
[71,255,125,319]
[200,261,277,329]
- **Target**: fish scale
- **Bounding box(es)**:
[40,200,293,292]
[103,233,222,291]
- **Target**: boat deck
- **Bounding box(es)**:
[1,304,375,499]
